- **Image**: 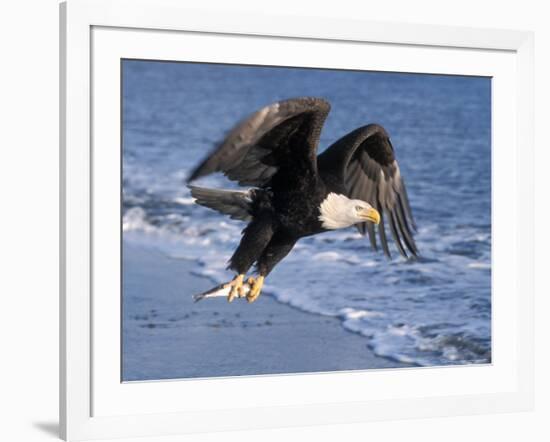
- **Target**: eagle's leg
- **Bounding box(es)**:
[224,274,246,303]
[225,215,275,303]
[245,234,297,304]
[246,276,264,303]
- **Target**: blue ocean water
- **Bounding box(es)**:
[122,60,491,367]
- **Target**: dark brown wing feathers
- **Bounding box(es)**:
[187,97,330,188]
[319,124,417,258]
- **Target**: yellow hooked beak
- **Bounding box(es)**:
[360,207,381,225]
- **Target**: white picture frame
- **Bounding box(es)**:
[60,0,534,440]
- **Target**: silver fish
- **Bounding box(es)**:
[192,281,252,302]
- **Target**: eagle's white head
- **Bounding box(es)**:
[319,193,381,230]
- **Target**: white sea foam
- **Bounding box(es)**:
[313,251,344,261]
[468,262,491,269]
[339,307,384,320]
[123,207,157,233]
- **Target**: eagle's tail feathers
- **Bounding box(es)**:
[188,186,255,222]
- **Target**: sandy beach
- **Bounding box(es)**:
[122,242,409,381]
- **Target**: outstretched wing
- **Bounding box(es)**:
[187,97,331,189]
[318,124,418,258]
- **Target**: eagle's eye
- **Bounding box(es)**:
[355,205,364,212]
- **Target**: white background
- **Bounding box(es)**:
[0,0,547,441]
[91,26,519,421]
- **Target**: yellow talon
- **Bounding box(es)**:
[238,284,247,298]
[247,275,264,303]
[224,274,244,303]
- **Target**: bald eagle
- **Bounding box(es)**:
[188,97,417,303]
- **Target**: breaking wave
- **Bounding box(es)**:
[122,186,491,367]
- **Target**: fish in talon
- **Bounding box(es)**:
[192,280,252,303]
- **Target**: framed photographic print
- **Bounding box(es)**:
[60,0,534,440]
